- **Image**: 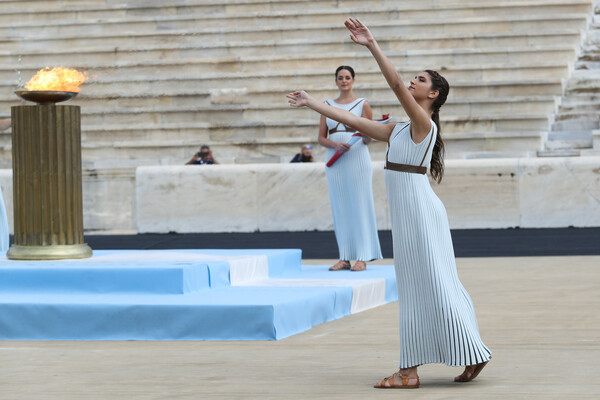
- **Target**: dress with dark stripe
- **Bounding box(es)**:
[385,121,491,368]
[324,98,382,262]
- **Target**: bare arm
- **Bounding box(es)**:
[318,115,351,152]
[206,150,218,164]
[0,118,11,131]
[345,18,431,141]
[288,91,394,142]
[185,153,199,165]
[361,100,373,144]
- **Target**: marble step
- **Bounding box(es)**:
[2,90,556,115]
[2,63,567,98]
[0,112,551,150]
[556,106,600,122]
[0,0,106,11]
[0,28,581,60]
[0,1,592,35]
[59,100,552,130]
[564,70,600,93]
[558,93,600,110]
[554,110,600,122]
[537,149,582,156]
[546,130,593,150]
[0,86,566,123]
[0,129,547,167]
[551,117,599,131]
[4,37,577,69]
[572,47,600,64]
[6,14,589,51]
[82,76,564,98]
[1,54,572,95]
[0,0,590,21]
[0,80,563,122]
[4,93,557,120]
[0,32,577,80]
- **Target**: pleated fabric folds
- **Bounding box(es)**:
[385,121,491,368]
[324,98,382,262]
[0,185,8,253]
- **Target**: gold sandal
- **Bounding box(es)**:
[454,360,489,382]
[351,261,366,271]
[329,260,351,271]
[374,372,420,389]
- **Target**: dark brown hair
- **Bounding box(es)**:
[425,70,449,183]
[335,65,355,79]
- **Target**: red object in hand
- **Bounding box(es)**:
[326,133,361,167]
[326,114,391,167]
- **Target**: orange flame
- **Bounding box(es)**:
[24,67,88,93]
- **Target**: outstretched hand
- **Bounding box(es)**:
[286,90,311,108]
[344,18,374,46]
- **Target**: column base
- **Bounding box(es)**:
[7,244,93,260]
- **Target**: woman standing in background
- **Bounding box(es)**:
[318,66,382,271]
[0,117,11,253]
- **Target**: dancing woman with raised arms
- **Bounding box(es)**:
[286,18,491,389]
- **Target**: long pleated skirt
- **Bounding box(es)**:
[325,132,382,262]
[0,185,9,253]
[385,170,491,368]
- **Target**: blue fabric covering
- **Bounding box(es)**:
[297,265,398,302]
[0,262,212,294]
[0,287,355,340]
[183,249,302,277]
[0,250,396,340]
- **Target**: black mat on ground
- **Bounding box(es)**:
[82,228,600,258]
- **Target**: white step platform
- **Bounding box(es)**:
[0,249,397,340]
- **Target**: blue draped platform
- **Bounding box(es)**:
[0,250,397,340]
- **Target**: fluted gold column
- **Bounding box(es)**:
[7,104,92,260]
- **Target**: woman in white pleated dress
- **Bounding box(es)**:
[286,18,491,389]
[0,185,9,253]
[0,117,10,253]
[318,66,382,271]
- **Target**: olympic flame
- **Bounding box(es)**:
[24,67,88,93]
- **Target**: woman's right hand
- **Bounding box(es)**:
[344,18,375,47]
[335,142,351,152]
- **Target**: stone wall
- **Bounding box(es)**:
[135,157,600,233]
[1,157,597,235]
[0,168,136,234]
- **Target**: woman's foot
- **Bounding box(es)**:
[454,360,489,382]
[374,369,419,389]
[329,260,351,271]
[351,261,366,271]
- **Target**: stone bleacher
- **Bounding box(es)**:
[0,0,596,169]
[544,2,600,156]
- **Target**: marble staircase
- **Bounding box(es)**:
[0,0,595,167]
[542,1,600,156]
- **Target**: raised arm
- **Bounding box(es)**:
[344,18,431,140]
[287,91,393,142]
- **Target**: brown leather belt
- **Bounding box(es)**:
[384,161,427,175]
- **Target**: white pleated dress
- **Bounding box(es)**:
[0,185,9,253]
[324,98,382,262]
[385,121,491,368]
